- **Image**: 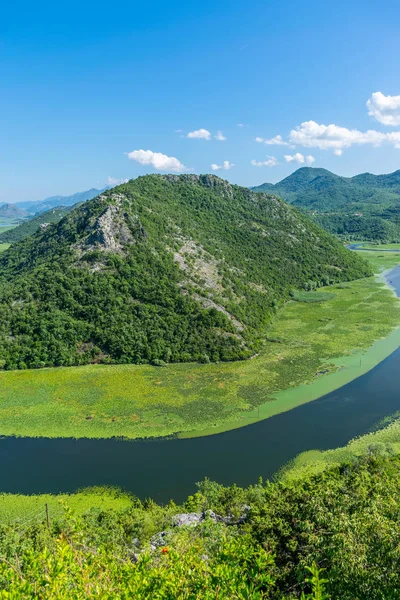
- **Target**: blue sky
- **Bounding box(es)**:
[1,0,400,202]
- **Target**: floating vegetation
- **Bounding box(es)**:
[292,291,336,303]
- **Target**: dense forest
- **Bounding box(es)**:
[252,167,400,242]
[2,451,400,598]
[0,174,370,370]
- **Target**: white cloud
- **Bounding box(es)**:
[255,134,289,146]
[386,132,400,149]
[265,134,289,146]
[214,130,227,141]
[367,92,400,126]
[187,128,212,140]
[251,156,279,167]
[288,120,400,153]
[127,149,187,172]
[334,149,343,156]
[237,123,245,127]
[107,176,129,186]
[284,153,315,165]
[211,160,234,171]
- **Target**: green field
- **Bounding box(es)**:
[0,244,10,253]
[0,250,399,440]
[0,487,133,525]
[361,243,400,251]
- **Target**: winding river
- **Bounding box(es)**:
[2,265,400,503]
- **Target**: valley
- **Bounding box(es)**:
[2,258,400,504]
[4,4,400,595]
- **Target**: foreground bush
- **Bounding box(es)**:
[2,452,400,598]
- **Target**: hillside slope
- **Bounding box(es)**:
[0,174,370,370]
[252,167,400,241]
[0,206,73,244]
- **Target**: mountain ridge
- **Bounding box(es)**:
[252,167,400,241]
[11,186,110,215]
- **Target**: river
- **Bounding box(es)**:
[2,265,400,503]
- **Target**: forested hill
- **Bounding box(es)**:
[0,174,370,370]
[0,206,72,244]
[252,167,400,241]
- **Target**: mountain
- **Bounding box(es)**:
[16,187,109,215]
[0,174,370,370]
[252,167,400,241]
[0,203,28,219]
[0,206,73,244]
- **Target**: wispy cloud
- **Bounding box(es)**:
[214,130,227,141]
[255,134,289,146]
[211,161,234,171]
[251,156,279,167]
[127,149,187,172]
[284,153,315,165]
[107,176,129,186]
[187,128,212,140]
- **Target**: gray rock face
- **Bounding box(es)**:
[150,531,168,550]
[140,506,252,553]
[171,513,203,527]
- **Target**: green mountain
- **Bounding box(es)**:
[252,167,400,241]
[0,206,73,244]
[0,174,370,370]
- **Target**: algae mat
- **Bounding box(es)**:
[0,252,399,440]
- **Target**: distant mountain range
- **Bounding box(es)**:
[0,203,28,219]
[0,187,111,243]
[252,167,400,241]
[15,187,109,215]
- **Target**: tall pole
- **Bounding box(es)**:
[45,503,50,530]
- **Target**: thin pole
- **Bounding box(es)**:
[45,504,50,530]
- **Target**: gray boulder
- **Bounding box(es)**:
[171,513,203,527]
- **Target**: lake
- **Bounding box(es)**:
[2,265,400,503]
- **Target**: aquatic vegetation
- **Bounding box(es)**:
[0,252,398,440]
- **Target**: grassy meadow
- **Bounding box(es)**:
[0,250,399,440]
[0,244,10,253]
[0,487,133,524]
[361,243,400,251]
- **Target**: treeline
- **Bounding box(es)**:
[1,451,400,597]
[312,213,400,242]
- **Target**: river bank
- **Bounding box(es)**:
[0,250,399,440]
